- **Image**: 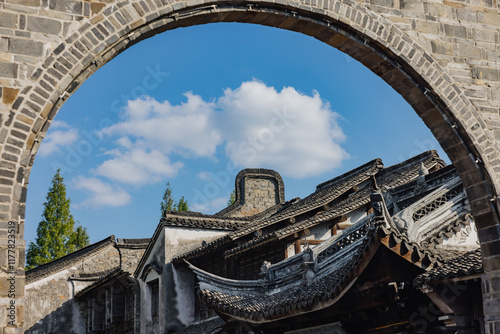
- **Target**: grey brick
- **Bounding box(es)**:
[444,24,467,39]
[0,62,17,78]
[27,16,61,35]
[8,37,44,57]
[0,12,17,29]
[49,0,82,14]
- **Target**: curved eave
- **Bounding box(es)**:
[195,228,382,323]
[380,226,443,270]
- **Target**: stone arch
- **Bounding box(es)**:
[1,0,500,331]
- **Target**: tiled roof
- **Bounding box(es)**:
[162,211,250,231]
[173,158,382,263]
[229,158,383,238]
[116,238,151,245]
[71,267,121,280]
[26,236,116,284]
[75,268,131,298]
[414,248,482,288]
[198,224,377,322]
[194,217,442,322]
[222,151,443,258]
[175,151,443,264]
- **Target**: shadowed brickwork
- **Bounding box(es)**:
[0,0,499,332]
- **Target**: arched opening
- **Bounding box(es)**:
[18,1,497,265]
[25,22,450,243]
[3,1,499,331]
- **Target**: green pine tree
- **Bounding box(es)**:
[160,181,175,216]
[175,196,189,212]
[160,182,189,216]
[26,170,90,270]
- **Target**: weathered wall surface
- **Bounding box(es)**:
[0,0,499,332]
[136,227,228,334]
[23,240,120,333]
[116,239,150,273]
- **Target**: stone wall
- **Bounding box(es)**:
[23,237,145,334]
[116,239,150,274]
[219,169,285,218]
[240,177,278,217]
[0,0,499,331]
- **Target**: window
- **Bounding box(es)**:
[92,297,104,331]
[148,279,159,323]
[112,285,125,323]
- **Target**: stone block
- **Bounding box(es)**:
[8,38,43,57]
[400,0,423,11]
[484,11,500,26]
[478,226,500,244]
[430,40,454,55]
[444,24,467,38]
[475,67,499,81]
[484,298,500,315]
[471,28,496,42]
[6,0,40,6]
[49,0,82,14]
[414,20,439,34]
[2,88,20,105]
[27,16,61,35]
[458,44,482,59]
[0,63,17,79]
[0,12,18,29]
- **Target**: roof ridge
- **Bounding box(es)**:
[315,158,383,191]
[378,150,443,178]
[26,236,116,284]
[164,210,250,221]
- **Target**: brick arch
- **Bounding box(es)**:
[1,0,500,331]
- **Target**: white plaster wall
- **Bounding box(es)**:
[139,232,165,334]
[164,227,228,261]
[173,266,196,326]
[138,226,228,333]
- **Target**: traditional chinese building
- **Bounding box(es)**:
[24,150,484,334]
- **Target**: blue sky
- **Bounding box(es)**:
[25,23,447,244]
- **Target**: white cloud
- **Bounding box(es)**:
[101,94,222,157]
[38,121,79,157]
[73,176,131,207]
[94,148,183,185]
[217,80,348,178]
[94,79,348,193]
[191,197,228,214]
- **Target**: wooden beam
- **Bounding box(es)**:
[294,240,301,254]
[424,290,454,314]
[337,222,353,229]
[299,239,322,245]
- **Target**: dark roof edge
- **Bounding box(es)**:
[413,248,482,288]
[315,158,383,191]
[75,268,129,299]
[216,168,285,217]
[134,219,166,278]
[26,236,116,284]
[116,238,151,248]
[164,210,249,220]
[378,150,445,177]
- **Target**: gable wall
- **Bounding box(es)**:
[24,243,120,333]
